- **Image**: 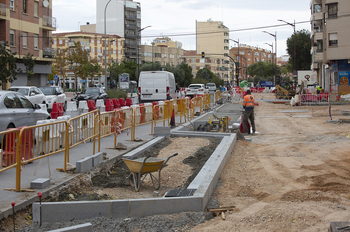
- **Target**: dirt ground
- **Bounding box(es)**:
[192,97,350,231]
[2,93,350,231]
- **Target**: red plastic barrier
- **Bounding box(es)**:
[57,103,64,116]
[87,100,97,112]
[105,99,114,112]
[152,102,159,120]
[119,98,126,107]
[51,103,59,119]
[2,127,33,167]
[258,87,264,93]
[126,98,132,107]
[112,98,120,109]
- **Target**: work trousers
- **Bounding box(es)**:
[243,109,256,133]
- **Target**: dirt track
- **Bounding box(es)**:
[192,96,350,231]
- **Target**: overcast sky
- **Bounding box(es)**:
[53,0,311,56]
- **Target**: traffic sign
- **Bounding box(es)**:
[54,75,58,81]
[293,70,297,75]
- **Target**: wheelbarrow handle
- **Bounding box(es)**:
[162,153,178,168]
[138,155,152,174]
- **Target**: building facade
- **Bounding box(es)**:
[0,0,56,89]
[310,0,350,93]
[196,19,232,83]
[96,0,140,63]
[140,37,184,67]
[229,45,274,80]
[52,32,125,89]
[182,50,233,81]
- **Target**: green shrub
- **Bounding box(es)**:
[106,89,128,99]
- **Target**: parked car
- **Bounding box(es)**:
[206,83,217,92]
[39,86,67,112]
[8,86,47,105]
[0,91,50,132]
[185,84,209,97]
[72,87,108,106]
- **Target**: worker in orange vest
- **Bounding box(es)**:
[242,89,256,134]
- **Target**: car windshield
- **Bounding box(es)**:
[40,87,55,95]
[207,83,215,86]
[189,85,202,89]
[8,88,29,96]
[84,88,100,95]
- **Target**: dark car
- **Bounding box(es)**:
[72,87,108,105]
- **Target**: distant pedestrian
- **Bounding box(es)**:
[242,89,256,134]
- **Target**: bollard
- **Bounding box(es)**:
[11,202,15,231]
[37,192,42,227]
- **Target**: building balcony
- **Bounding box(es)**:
[312,51,323,63]
[125,34,137,39]
[43,47,56,58]
[125,24,137,29]
[125,42,137,48]
[42,15,56,30]
[125,14,137,20]
[125,52,137,57]
[0,3,6,18]
[312,12,323,21]
[312,62,319,70]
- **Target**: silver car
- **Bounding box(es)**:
[0,91,50,132]
[8,86,47,105]
[39,86,67,112]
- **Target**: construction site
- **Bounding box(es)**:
[1,89,350,231]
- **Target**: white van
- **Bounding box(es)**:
[138,71,177,103]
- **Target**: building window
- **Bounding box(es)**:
[118,50,121,55]
[254,51,259,56]
[317,40,323,52]
[23,0,27,13]
[314,4,322,13]
[23,32,27,48]
[10,0,15,10]
[10,30,15,46]
[97,39,100,44]
[34,34,38,49]
[329,33,338,46]
[34,1,38,16]
[328,3,337,18]
[59,40,62,44]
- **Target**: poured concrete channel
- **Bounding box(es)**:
[32,103,241,223]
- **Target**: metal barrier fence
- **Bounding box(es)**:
[0,129,20,173]
[1,93,226,191]
[328,92,350,105]
[296,93,330,106]
[67,110,100,162]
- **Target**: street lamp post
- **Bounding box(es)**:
[230,39,239,87]
[278,19,296,80]
[262,30,277,85]
[265,42,274,82]
[103,0,113,89]
[137,26,152,79]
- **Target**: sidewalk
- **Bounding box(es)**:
[0,122,154,219]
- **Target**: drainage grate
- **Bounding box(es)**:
[165,189,197,197]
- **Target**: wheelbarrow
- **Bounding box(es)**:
[122,153,178,191]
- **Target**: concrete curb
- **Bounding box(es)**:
[32,133,237,222]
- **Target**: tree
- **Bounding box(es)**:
[195,68,216,81]
[246,61,275,78]
[286,29,311,71]
[54,47,68,90]
[177,63,193,87]
[23,53,36,86]
[117,60,137,81]
[84,59,102,87]
[0,41,21,88]
[66,41,89,91]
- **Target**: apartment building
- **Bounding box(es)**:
[196,19,232,83]
[96,0,140,63]
[0,0,56,89]
[310,0,350,93]
[140,37,184,66]
[182,50,233,81]
[52,32,125,89]
[229,45,274,80]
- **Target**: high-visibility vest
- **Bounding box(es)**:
[243,94,255,107]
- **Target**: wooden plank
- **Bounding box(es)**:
[330,222,350,232]
[208,206,235,213]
